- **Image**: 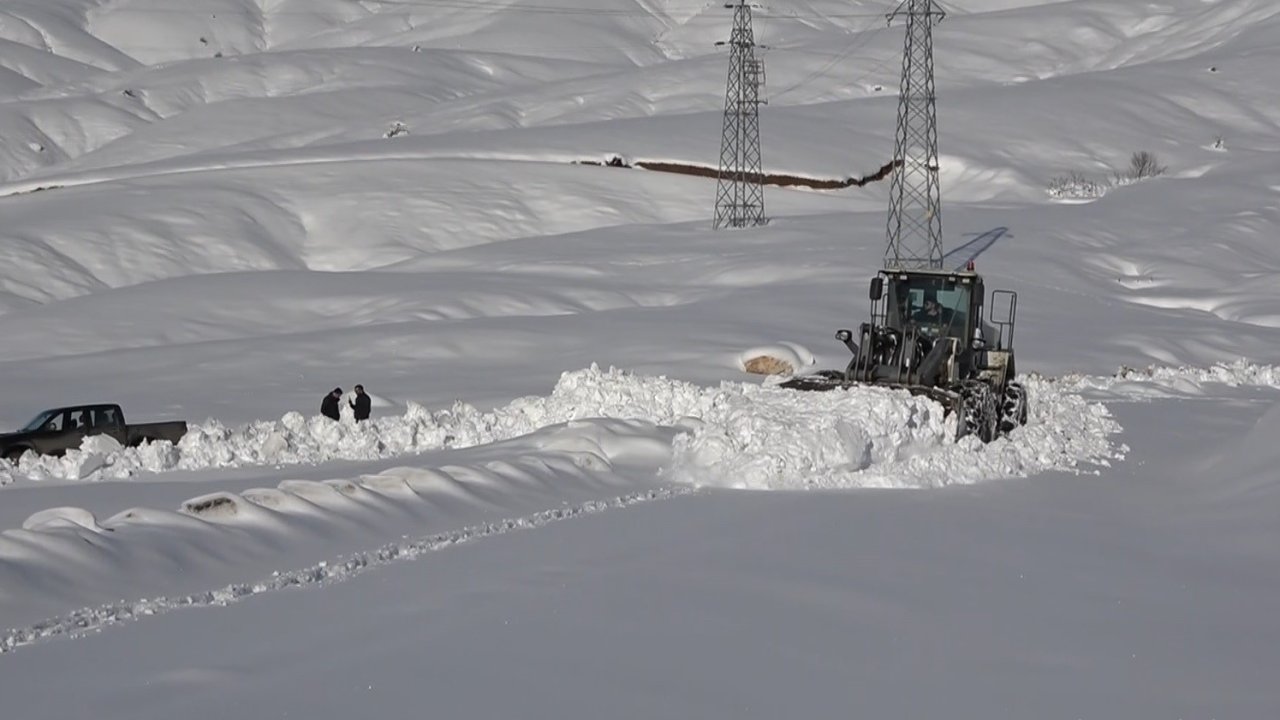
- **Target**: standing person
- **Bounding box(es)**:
[350,384,371,422]
[321,387,343,421]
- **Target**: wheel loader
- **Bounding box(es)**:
[782,264,1028,441]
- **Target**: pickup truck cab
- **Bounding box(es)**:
[1,404,188,464]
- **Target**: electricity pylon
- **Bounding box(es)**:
[885,0,945,268]
[713,1,767,229]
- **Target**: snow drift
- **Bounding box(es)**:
[3,365,1125,490]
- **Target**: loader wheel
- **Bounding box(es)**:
[999,382,1029,436]
[958,382,998,443]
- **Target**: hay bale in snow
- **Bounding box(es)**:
[742,355,795,376]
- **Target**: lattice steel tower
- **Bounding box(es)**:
[885,0,945,268]
[713,1,767,229]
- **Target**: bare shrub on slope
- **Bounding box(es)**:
[1048,151,1168,200]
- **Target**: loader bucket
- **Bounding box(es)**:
[777,370,849,392]
[780,372,963,417]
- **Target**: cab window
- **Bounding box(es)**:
[41,413,65,432]
[889,277,971,338]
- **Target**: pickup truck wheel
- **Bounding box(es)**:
[4,448,27,464]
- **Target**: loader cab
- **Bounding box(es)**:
[873,268,983,342]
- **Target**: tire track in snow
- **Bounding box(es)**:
[0,485,693,655]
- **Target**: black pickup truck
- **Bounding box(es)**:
[0,404,188,464]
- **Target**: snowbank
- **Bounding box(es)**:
[1055,360,1280,397]
[669,374,1123,490]
[9,361,1277,492]
[3,364,1127,490]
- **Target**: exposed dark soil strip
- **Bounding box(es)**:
[573,156,898,189]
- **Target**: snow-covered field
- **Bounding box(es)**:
[2,0,1280,717]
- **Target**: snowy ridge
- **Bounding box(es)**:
[0,418,682,631]
[3,365,1124,489]
[1053,359,1280,397]
[3,483,692,653]
[1,486,688,655]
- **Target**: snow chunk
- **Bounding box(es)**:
[668,375,1122,490]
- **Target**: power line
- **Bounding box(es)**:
[367,0,714,14]
[13,38,910,59]
[30,1,891,18]
[769,23,888,101]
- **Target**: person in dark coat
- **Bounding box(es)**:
[350,384,372,422]
[321,387,343,421]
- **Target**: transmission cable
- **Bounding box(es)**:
[768,22,889,101]
[53,1,892,19]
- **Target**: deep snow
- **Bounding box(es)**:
[3,0,1280,717]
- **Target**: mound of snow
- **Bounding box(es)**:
[668,375,1123,490]
[20,507,106,534]
[7,365,1124,490]
[1056,360,1280,398]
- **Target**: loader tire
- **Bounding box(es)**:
[999,382,1029,436]
[958,382,998,443]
